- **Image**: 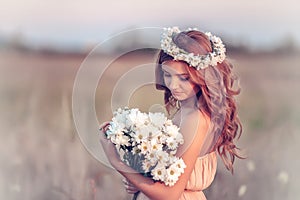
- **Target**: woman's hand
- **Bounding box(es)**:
[99,122,122,168]
[123,178,139,194]
[99,121,110,136]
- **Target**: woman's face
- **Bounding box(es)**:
[162,60,200,101]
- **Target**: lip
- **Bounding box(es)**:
[172,91,183,96]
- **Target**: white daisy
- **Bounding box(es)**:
[149,112,167,128]
[138,141,150,154]
[126,109,149,127]
[151,163,167,181]
[165,167,180,186]
[112,133,130,147]
[164,124,180,137]
[150,139,163,152]
[105,107,186,187]
[156,150,169,164]
[131,128,149,144]
[106,122,125,139]
[166,137,178,150]
[146,152,158,166]
[142,160,152,173]
[173,158,186,174]
[175,133,184,145]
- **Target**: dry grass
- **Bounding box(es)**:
[0,50,299,200]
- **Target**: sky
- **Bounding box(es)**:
[0,0,299,50]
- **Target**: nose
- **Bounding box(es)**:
[168,77,179,90]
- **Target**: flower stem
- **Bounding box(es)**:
[132,191,140,200]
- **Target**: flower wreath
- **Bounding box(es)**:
[160,27,226,70]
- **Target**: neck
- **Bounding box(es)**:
[179,95,198,112]
[171,95,199,126]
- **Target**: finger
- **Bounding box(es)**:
[127,182,135,188]
[99,124,111,142]
[125,184,139,193]
[99,122,110,129]
[125,187,139,194]
[123,179,139,194]
[124,180,136,188]
[126,189,138,194]
[99,122,110,133]
[122,178,128,185]
[127,185,138,191]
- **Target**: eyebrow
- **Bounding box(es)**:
[162,69,189,76]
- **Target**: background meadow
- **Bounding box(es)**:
[1,0,300,199]
[0,47,299,199]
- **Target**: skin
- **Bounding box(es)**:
[161,60,200,102]
[99,60,210,200]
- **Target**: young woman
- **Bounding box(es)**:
[99,27,243,200]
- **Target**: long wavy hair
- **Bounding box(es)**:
[155,30,243,173]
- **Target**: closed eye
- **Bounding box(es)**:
[179,76,190,81]
[163,72,171,77]
[162,69,190,81]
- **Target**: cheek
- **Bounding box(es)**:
[163,77,171,87]
[184,82,199,94]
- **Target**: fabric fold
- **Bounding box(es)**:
[137,151,217,200]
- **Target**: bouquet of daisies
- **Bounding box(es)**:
[104,107,186,187]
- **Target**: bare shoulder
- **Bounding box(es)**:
[181,109,210,130]
[176,109,210,157]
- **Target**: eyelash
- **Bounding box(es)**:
[163,73,171,78]
[163,73,190,81]
[180,76,190,81]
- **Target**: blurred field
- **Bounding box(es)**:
[0,49,299,200]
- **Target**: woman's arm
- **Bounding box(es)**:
[99,111,209,200]
[123,178,139,194]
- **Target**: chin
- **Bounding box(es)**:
[176,96,188,101]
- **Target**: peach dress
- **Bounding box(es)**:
[137,151,217,200]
